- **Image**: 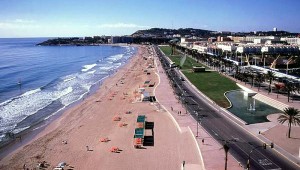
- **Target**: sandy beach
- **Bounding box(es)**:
[0,45,202,170]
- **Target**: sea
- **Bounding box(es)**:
[0,38,137,144]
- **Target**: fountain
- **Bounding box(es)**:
[226,90,282,124]
[248,99,256,111]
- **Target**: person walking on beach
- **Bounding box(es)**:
[86,145,89,151]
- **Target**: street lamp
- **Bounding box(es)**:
[195,108,202,137]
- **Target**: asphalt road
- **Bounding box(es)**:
[155,46,299,170]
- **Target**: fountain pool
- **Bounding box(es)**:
[226,90,282,124]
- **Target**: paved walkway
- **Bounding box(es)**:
[154,55,242,170]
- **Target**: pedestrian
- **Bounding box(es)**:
[202,139,204,144]
[171,106,173,111]
[179,111,181,115]
[86,145,89,151]
[182,161,185,167]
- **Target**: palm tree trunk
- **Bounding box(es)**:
[288,122,291,138]
[225,152,228,170]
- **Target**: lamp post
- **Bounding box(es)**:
[196,112,200,137]
[195,108,202,137]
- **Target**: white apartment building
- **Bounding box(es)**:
[245,36,279,43]
[280,37,300,45]
[236,45,262,53]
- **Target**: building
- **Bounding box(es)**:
[208,37,217,43]
[245,36,279,43]
[280,37,300,45]
[273,27,277,32]
[217,36,232,42]
[111,36,133,44]
[231,36,246,43]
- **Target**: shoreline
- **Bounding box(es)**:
[0,45,202,170]
[0,45,137,160]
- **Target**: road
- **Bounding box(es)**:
[155,46,299,170]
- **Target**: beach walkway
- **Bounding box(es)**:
[154,55,241,170]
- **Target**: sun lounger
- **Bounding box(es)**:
[136,122,144,128]
[137,115,146,123]
[100,138,109,142]
[113,116,121,121]
[110,146,119,152]
[119,123,127,127]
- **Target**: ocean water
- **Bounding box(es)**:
[0,38,137,143]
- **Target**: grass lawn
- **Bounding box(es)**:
[160,46,172,56]
[183,70,239,107]
[159,46,240,108]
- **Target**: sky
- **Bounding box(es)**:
[0,0,299,38]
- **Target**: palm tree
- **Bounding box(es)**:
[255,73,264,91]
[277,107,300,138]
[284,81,296,102]
[266,71,275,94]
[223,143,230,170]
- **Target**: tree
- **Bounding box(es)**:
[254,73,264,91]
[266,71,275,94]
[223,143,230,170]
[284,81,296,102]
[277,107,300,138]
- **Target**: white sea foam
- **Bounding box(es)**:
[12,126,30,134]
[0,86,73,133]
[87,70,96,74]
[106,54,124,62]
[58,87,73,98]
[81,64,97,72]
[0,99,13,107]
[63,76,76,82]
[21,88,41,97]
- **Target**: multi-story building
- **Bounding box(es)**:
[111,36,133,44]
[280,37,300,45]
[245,36,279,43]
[230,36,246,43]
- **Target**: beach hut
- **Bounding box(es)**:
[141,91,150,101]
[138,88,145,93]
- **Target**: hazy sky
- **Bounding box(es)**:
[0,0,299,37]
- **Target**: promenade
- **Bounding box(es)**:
[154,55,241,170]
[155,49,300,169]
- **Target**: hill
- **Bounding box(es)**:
[132,28,213,38]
